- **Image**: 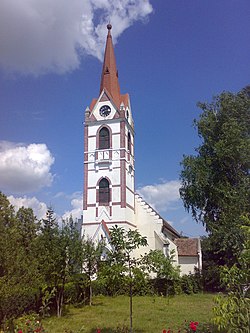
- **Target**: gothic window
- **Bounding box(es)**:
[128,132,131,154]
[99,127,110,149]
[99,178,110,205]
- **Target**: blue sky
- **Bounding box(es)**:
[0,0,249,237]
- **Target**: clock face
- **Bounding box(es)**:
[99,105,111,117]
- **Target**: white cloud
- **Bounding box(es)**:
[0,0,153,75]
[0,141,55,193]
[137,180,181,212]
[62,192,83,222]
[8,195,47,220]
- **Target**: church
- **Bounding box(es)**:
[81,24,202,276]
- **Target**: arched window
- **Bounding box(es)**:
[128,132,131,154]
[99,178,110,205]
[99,127,110,149]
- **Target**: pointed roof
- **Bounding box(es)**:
[100,24,121,108]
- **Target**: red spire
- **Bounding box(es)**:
[100,24,121,107]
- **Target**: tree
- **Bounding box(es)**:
[0,194,41,324]
[213,215,250,332]
[81,237,104,306]
[180,89,250,266]
[38,210,83,317]
[108,226,148,333]
[141,249,180,279]
[141,249,181,295]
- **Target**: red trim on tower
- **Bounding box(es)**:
[120,120,126,208]
[83,125,89,210]
[83,220,137,228]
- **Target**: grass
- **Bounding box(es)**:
[43,293,216,333]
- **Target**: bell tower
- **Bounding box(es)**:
[82,24,136,239]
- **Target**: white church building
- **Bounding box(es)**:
[81,24,202,276]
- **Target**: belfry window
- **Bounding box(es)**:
[99,178,110,205]
[99,127,110,149]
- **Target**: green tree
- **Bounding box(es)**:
[0,192,16,278]
[141,249,180,279]
[81,237,104,306]
[180,89,250,267]
[141,249,180,295]
[38,210,82,317]
[213,215,250,332]
[0,194,41,325]
[108,225,148,333]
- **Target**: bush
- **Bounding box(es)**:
[151,278,178,296]
[0,281,40,325]
[14,313,46,333]
[179,272,203,295]
[202,266,224,292]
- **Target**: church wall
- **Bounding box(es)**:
[178,256,199,276]
[88,137,96,151]
[126,188,134,207]
[112,186,121,202]
[82,223,98,238]
[133,195,179,262]
[87,188,96,204]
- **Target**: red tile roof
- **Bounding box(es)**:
[99,24,121,108]
[175,238,199,256]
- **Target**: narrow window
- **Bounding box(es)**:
[99,127,110,149]
[128,132,131,154]
[99,178,110,205]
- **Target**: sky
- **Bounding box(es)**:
[0,0,249,237]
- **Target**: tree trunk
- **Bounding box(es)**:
[128,256,133,333]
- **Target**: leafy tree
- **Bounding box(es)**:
[141,249,180,295]
[38,210,83,317]
[0,194,41,324]
[0,195,83,323]
[0,192,16,278]
[213,215,250,332]
[141,249,180,280]
[108,225,148,333]
[180,89,250,267]
[81,237,104,305]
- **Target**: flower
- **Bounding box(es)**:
[189,321,199,331]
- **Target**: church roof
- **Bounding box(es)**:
[100,24,121,108]
[88,25,130,113]
[174,238,200,256]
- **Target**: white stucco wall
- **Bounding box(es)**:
[178,256,199,276]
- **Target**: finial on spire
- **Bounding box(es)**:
[107,23,112,31]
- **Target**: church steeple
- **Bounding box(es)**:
[100,24,121,108]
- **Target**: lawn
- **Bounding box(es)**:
[43,293,216,333]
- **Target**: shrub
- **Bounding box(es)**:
[14,313,46,333]
[0,281,40,324]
